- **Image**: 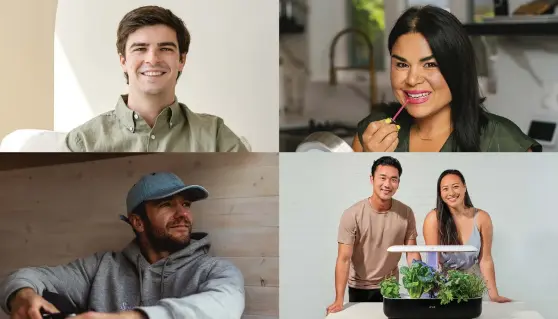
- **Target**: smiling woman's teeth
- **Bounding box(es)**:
[407,93,430,98]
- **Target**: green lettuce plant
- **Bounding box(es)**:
[380,260,487,305]
[400,260,439,298]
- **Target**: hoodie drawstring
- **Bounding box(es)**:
[136,255,170,306]
[161,259,169,298]
[137,255,144,306]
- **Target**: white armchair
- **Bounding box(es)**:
[0,129,69,152]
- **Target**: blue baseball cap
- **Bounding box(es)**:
[125,172,209,214]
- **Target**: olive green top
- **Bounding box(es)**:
[356,103,542,152]
[62,95,248,152]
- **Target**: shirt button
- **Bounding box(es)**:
[134,114,139,120]
[169,122,173,127]
[151,135,155,140]
[129,127,134,132]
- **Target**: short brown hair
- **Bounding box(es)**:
[116,6,190,82]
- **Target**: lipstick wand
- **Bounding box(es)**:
[391,99,409,122]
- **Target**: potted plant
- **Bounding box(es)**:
[380,260,487,319]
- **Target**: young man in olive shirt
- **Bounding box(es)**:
[61,6,247,152]
[326,156,421,314]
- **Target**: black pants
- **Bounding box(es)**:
[348,287,384,302]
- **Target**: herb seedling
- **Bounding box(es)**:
[380,276,400,299]
[437,270,488,305]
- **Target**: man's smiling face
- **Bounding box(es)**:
[120,24,186,96]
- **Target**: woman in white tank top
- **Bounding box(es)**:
[422,169,511,303]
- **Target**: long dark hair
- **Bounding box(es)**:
[388,5,489,152]
[436,169,473,245]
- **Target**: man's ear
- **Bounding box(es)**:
[119,53,127,72]
[128,214,145,233]
[178,53,187,71]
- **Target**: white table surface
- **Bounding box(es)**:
[325,301,545,319]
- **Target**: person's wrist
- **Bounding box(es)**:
[121,310,148,319]
[8,288,35,310]
[15,287,35,297]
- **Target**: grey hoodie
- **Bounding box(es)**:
[0,232,245,319]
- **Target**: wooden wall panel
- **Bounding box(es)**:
[0,153,142,172]
[245,287,279,317]
[0,153,278,319]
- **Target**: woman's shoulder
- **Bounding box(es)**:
[424,209,438,224]
[481,112,542,152]
[475,209,491,222]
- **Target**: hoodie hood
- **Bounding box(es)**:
[122,232,211,305]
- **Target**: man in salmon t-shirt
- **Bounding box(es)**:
[326,156,421,314]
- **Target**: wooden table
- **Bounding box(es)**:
[325,302,545,318]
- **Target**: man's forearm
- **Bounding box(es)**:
[334,259,350,301]
[1,255,99,314]
[0,275,42,314]
[136,260,245,319]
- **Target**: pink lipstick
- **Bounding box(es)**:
[404,90,432,104]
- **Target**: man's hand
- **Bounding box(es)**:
[9,288,60,319]
[325,299,344,315]
[72,311,146,319]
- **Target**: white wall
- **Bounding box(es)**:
[54,0,279,152]
[280,153,558,319]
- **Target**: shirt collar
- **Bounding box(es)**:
[115,94,184,133]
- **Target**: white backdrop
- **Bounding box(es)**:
[280,153,558,319]
[54,0,279,151]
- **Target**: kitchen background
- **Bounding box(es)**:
[280,0,558,152]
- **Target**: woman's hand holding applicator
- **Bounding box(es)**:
[360,100,408,152]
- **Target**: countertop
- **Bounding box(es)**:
[325,301,545,319]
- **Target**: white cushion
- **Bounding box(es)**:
[0,129,69,152]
